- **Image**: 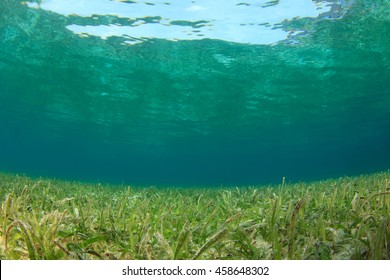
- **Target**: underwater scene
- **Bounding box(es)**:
[0,0,389,260]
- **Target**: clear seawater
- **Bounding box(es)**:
[0,0,389,186]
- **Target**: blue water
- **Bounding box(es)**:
[0,0,389,186]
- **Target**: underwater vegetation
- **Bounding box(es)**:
[0,171,389,260]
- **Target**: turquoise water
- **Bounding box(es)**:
[0,0,389,186]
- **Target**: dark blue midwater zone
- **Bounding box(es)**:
[1,97,389,186]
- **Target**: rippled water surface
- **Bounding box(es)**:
[0,0,389,185]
